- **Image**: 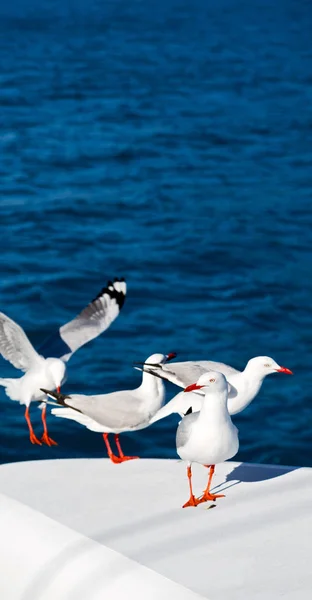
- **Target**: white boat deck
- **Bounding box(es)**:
[0,458,311,599]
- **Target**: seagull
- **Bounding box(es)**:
[176,371,239,508]
[0,278,126,446]
[41,352,177,463]
[142,356,293,424]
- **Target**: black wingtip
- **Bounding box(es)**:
[91,278,126,309]
[185,407,193,416]
[40,388,70,406]
[41,387,53,396]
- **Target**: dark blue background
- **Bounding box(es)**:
[1,0,311,467]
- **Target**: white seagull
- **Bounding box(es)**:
[41,352,177,463]
[143,356,293,424]
[0,278,127,446]
[176,371,239,508]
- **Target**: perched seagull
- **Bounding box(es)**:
[0,278,126,446]
[144,356,293,424]
[176,371,239,508]
[41,352,177,463]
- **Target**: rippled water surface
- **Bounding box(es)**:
[1,0,312,467]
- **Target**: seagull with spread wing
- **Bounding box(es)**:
[0,278,126,446]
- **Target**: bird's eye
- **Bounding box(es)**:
[209,378,216,383]
[264,364,270,367]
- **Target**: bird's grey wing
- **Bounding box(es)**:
[176,412,199,449]
[196,361,240,378]
[154,360,241,391]
[143,360,239,389]
[0,312,42,372]
[66,390,143,430]
[58,278,127,361]
[140,362,197,388]
[170,362,213,387]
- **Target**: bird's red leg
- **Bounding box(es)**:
[25,406,42,445]
[40,405,58,446]
[182,465,200,508]
[198,465,225,503]
[103,433,124,464]
[114,434,139,462]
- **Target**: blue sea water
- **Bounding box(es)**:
[1,0,312,467]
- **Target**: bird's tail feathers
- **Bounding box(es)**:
[0,378,21,401]
[52,407,79,419]
[51,408,104,432]
[38,397,61,408]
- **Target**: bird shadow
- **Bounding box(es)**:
[212,462,299,495]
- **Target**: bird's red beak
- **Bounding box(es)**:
[276,366,293,375]
[184,383,203,393]
[57,386,61,393]
[166,352,177,362]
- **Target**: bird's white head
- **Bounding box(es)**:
[45,358,66,392]
[244,356,293,379]
[184,371,228,395]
